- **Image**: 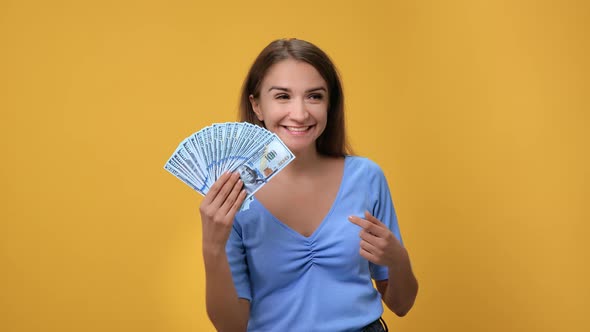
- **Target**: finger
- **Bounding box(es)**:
[359,228,381,243]
[364,211,385,228]
[348,215,370,229]
[219,178,244,216]
[349,215,382,237]
[364,211,390,237]
[360,238,379,255]
[211,172,241,208]
[203,172,232,205]
[359,247,378,265]
[228,189,248,216]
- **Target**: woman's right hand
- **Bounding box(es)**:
[199,172,247,254]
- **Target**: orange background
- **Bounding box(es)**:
[1,0,588,331]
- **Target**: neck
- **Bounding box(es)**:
[282,148,323,177]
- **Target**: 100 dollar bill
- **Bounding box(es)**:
[233,134,294,198]
[164,123,295,211]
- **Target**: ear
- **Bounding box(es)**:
[249,94,264,121]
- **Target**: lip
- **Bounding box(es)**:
[282,125,315,135]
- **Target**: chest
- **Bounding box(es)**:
[241,193,371,289]
[255,175,341,237]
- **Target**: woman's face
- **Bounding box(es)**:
[250,59,328,156]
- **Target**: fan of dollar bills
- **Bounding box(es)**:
[164,122,295,205]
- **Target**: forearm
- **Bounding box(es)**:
[382,248,418,317]
[203,247,250,332]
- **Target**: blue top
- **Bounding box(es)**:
[227,156,403,332]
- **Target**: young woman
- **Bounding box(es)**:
[199,39,418,332]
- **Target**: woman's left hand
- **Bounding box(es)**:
[348,211,405,268]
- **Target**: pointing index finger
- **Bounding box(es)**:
[348,215,366,228]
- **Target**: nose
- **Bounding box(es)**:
[289,98,310,122]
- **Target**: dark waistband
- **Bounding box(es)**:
[361,317,388,332]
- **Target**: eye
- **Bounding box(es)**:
[275,94,290,100]
[308,93,324,101]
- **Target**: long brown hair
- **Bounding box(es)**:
[239,38,352,157]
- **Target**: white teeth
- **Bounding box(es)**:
[286,126,310,132]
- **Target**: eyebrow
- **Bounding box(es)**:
[267,86,327,93]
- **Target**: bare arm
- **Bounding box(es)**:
[375,248,418,316]
[199,172,250,331]
[349,211,418,317]
[203,247,250,331]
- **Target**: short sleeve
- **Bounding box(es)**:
[226,222,252,301]
[368,163,404,281]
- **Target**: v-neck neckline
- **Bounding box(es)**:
[252,156,349,240]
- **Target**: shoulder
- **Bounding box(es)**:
[234,198,263,228]
[344,156,391,193]
[345,155,385,176]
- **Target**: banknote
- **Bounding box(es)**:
[164,122,295,210]
[236,135,294,197]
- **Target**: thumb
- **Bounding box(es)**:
[364,211,382,226]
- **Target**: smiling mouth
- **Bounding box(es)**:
[284,126,313,132]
